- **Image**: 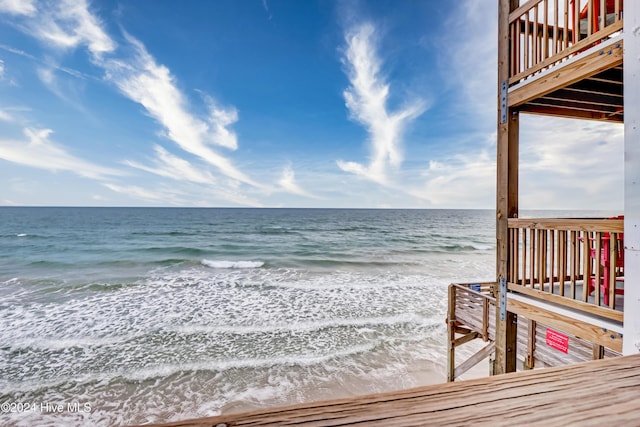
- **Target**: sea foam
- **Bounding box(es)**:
[201,259,264,269]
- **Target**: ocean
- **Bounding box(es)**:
[0,207,499,426]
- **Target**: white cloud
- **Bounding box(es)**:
[337,22,426,185]
[0,109,12,121]
[124,145,217,185]
[36,67,70,101]
[0,0,36,16]
[417,145,495,207]
[0,0,270,205]
[12,0,115,57]
[438,1,497,121]
[101,33,260,188]
[518,116,623,209]
[0,127,124,179]
[201,93,239,150]
[102,183,182,205]
[278,164,320,199]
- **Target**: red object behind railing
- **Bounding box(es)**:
[571,0,623,42]
[587,215,624,306]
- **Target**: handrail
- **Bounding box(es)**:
[508,217,623,232]
[508,0,623,84]
[507,218,624,321]
[447,283,496,381]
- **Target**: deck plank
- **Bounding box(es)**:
[137,354,640,427]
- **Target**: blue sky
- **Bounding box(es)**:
[0,0,624,209]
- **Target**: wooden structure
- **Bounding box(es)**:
[449,0,635,380]
[137,353,640,427]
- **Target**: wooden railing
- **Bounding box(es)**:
[507,218,624,321]
[447,283,496,381]
[509,0,623,84]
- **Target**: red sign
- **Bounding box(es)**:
[546,329,569,353]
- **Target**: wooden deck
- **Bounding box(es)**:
[138,354,640,427]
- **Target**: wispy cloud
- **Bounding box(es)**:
[16,0,115,57]
[102,183,183,205]
[417,143,495,207]
[439,1,497,121]
[0,0,266,199]
[0,127,124,179]
[261,0,273,20]
[124,145,217,186]
[337,22,426,185]
[0,0,36,16]
[101,33,260,188]
[0,109,13,122]
[278,164,320,199]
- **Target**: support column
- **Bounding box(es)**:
[494,0,519,375]
[623,0,640,355]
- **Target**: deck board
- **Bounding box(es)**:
[138,354,640,427]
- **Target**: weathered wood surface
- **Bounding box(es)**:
[137,354,640,427]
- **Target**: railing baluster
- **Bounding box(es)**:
[570,230,577,298]
[560,230,567,296]
[594,232,602,306]
[564,0,569,50]
[549,229,555,293]
[530,228,536,288]
[574,0,580,43]
[531,5,539,66]
[520,228,527,286]
[543,0,549,61]
[524,11,530,70]
[609,232,618,309]
[582,231,591,303]
[551,0,559,56]
[587,0,594,37]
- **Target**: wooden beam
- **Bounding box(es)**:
[453,331,480,348]
[550,88,623,107]
[508,218,624,232]
[526,319,536,369]
[527,98,622,113]
[454,342,495,380]
[587,66,624,84]
[567,78,623,97]
[520,104,623,121]
[507,282,624,323]
[507,297,623,352]
[495,0,520,376]
[447,284,456,382]
[542,91,622,108]
[509,39,623,107]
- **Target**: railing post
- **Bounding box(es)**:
[447,284,457,382]
[496,0,520,375]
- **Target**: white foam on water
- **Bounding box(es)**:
[16,233,27,237]
[201,259,264,269]
[0,265,460,426]
[167,312,440,336]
